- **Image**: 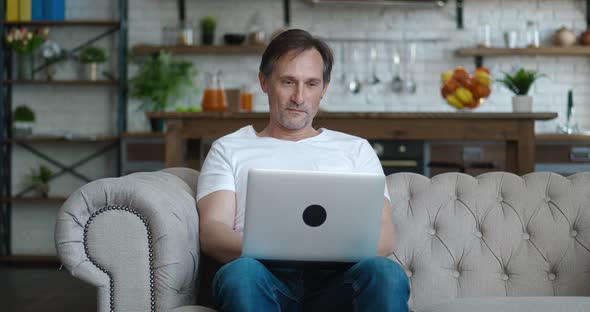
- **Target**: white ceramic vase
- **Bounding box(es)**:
[512,95,533,112]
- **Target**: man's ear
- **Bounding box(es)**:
[321,80,330,99]
[259,72,269,94]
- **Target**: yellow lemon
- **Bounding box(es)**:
[441,70,454,83]
[446,94,464,109]
[475,72,491,86]
[455,87,473,104]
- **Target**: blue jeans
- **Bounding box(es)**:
[212,256,410,311]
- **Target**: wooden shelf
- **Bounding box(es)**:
[132,44,267,56]
[2,79,118,85]
[3,20,120,27]
[457,46,590,57]
[3,136,119,144]
[0,197,67,203]
[0,255,60,264]
[536,133,590,142]
[122,132,165,138]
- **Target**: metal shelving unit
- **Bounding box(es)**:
[0,0,128,260]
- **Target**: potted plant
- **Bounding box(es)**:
[497,68,544,112]
[27,164,52,198]
[5,27,49,80]
[200,16,217,45]
[13,105,35,137]
[129,52,196,131]
[41,40,65,80]
[79,46,107,81]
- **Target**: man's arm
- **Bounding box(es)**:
[197,190,242,264]
[377,198,395,257]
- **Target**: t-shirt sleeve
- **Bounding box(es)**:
[196,141,236,202]
[356,139,391,201]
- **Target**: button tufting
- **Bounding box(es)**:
[475,231,483,238]
[427,227,437,236]
[501,273,509,281]
[571,230,578,237]
[405,270,413,278]
[497,196,503,202]
[450,194,458,200]
[543,197,551,203]
[548,273,556,281]
[452,270,460,278]
[522,233,530,240]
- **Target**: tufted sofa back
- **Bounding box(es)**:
[387,172,590,308]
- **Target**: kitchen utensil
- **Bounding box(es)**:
[557,89,580,134]
[368,45,380,85]
[338,43,349,91]
[348,45,362,94]
[504,30,518,48]
[405,43,417,94]
[554,27,577,46]
[390,48,404,93]
[224,33,246,45]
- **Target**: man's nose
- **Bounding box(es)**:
[290,83,304,105]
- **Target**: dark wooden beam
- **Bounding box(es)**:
[457,0,463,29]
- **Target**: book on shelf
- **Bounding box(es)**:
[45,0,65,21]
[6,0,19,22]
[19,0,32,21]
[5,0,65,22]
[32,0,44,21]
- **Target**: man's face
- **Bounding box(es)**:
[259,48,329,131]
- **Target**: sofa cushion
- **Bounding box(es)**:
[388,172,590,308]
[170,306,216,312]
[415,296,590,312]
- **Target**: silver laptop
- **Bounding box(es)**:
[242,168,385,263]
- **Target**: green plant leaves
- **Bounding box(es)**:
[496,68,544,96]
[128,52,197,112]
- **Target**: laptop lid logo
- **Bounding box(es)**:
[302,205,327,227]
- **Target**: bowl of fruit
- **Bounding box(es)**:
[441,66,491,110]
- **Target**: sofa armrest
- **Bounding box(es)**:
[55,168,200,312]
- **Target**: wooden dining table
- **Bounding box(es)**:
[148,111,558,175]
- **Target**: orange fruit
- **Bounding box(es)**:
[476,84,491,98]
[462,77,477,92]
[453,67,470,84]
[475,66,491,75]
[441,79,460,98]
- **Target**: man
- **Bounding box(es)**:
[196,29,410,311]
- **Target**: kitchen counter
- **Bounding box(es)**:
[148,111,558,175]
[536,133,590,142]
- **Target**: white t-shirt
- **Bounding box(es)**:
[196,125,389,233]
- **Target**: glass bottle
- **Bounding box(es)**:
[240,84,254,112]
[525,20,540,48]
[216,70,228,112]
[201,72,218,112]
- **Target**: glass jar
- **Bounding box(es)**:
[525,20,540,48]
[178,20,194,46]
[201,71,228,112]
[240,84,254,112]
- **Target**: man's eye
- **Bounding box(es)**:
[281,80,293,85]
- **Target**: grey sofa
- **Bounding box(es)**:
[55,168,590,312]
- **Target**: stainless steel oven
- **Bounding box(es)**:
[369,140,425,175]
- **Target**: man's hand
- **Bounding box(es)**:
[377,198,395,257]
[197,190,243,263]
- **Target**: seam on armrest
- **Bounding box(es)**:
[84,205,156,312]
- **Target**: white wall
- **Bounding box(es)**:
[8,0,590,254]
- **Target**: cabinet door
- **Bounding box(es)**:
[428,142,506,177]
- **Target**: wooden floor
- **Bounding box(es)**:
[0,264,96,312]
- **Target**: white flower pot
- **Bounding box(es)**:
[82,63,102,81]
[512,95,533,112]
[13,121,33,137]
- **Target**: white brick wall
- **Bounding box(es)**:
[8,0,590,254]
